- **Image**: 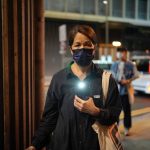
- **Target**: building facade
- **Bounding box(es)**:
[44,0,150,75]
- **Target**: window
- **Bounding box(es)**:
[149,0,150,20]
[67,0,81,13]
[125,0,135,18]
[138,0,147,20]
[98,0,106,16]
[133,58,150,73]
[45,0,65,11]
[83,0,95,14]
[112,0,123,17]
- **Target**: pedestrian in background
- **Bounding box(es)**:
[111,47,139,136]
[26,25,122,150]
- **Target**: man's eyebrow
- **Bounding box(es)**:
[74,40,91,43]
[84,41,92,43]
[73,40,93,45]
[73,41,80,43]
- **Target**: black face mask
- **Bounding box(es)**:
[72,48,94,67]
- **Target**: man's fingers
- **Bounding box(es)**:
[74,99,81,107]
[75,95,84,103]
[74,99,84,111]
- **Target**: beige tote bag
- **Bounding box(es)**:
[92,71,123,150]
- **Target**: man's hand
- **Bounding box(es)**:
[25,146,36,150]
[74,95,100,116]
[120,79,130,85]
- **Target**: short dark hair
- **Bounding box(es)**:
[68,25,98,46]
[117,47,128,52]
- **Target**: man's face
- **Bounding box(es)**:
[70,32,95,54]
[116,52,121,59]
[121,51,127,61]
[116,50,127,61]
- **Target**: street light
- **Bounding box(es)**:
[103,0,108,5]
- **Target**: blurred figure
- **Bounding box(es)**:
[26,25,122,150]
[111,47,139,136]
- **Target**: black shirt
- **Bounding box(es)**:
[32,62,122,150]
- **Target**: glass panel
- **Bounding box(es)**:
[148,0,150,20]
[44,0,49,10]
[83,0,95,14]
[138,0,147,19]
[125,0,135,18]
[67,0,81,13]
[98,0,106,16]
[134,59,149,72]
[112,0,123,17]
[44,0,65,11]
[149,0,150,20]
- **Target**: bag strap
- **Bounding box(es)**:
[102,71,111,104]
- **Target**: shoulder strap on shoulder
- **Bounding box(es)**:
[102,71,111,103]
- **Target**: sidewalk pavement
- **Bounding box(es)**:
[119,113,150,150]
[119,94,150,150]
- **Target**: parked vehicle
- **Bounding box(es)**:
[132,73,150,94]
[132,55,150,94]
[93,60,112,71]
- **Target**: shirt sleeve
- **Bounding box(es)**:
[96,75,122,126]
[131,63,139,80]
[32,75,59,149]
[110,62,119,82]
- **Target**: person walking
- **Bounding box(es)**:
[111,47,139,136]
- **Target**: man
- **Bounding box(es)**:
[26,25,122,150]
[111,47,139,136]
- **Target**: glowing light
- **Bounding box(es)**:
[112,41,121,47]
[103,0,108,4]
[78,81,86,90]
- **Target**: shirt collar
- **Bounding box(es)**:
[66,61,103,79]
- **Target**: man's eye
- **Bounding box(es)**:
[87,43,93,46]
[84,42,93,47]
[74,44,80,47]
[86,44,92,47]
